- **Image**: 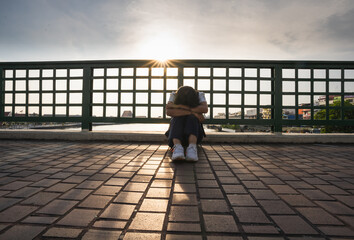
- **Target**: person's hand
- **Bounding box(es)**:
[193,112,205,123]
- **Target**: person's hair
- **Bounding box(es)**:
[174,86,199,108]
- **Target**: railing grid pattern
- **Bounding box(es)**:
[1,60,353,132]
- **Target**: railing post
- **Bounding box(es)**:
[177,66,183,88]
[273,65,283,134]
[82,66,92,131]
[0,68,4,121]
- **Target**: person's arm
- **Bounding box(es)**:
[191,101,208,114]
[191,101,208,122]
[166,102,192,117]
[166,101,208,122]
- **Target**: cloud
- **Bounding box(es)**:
[1,0,354,61]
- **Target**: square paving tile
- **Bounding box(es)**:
[58,209,99,227]
[146,188,171,198]
[124,232,161,240]
[59,189,93,200]
[203,214,239,233]
[172,193,198,205]
[169,206,200,222]
[43,227,83,238]
[37,199,78,215]
[0,225,45,240]
[166,234,203,240]
[167,222,201,232]
[0,198,22,211]
[22,216,58,224]
[93,220,127,229]
[139,199,169,212]
[81,229,122,240]
[272,215,318,234]
[45,183,76,192]
[113,191,143,204]
[297,207,344,225]
[22,192,60,205]
[79,195,112,208]
[94,186,122,196]
[6,187,43,198]
[129,212,165,231]
[280,195,316,206]
[315,201,354,215]
[227,194,257,206]
[258,200,295,214]
[100,204,136,220]
[199,188,224,198]
[0,205,38,222]
[233,207,270,223]
[201,199,230,213]
[123,182,149,192]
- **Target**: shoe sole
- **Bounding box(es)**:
[172,156,185,161]
[185,158,198,162]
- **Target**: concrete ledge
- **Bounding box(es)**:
[1,130,354,143]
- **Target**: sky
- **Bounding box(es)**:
[1,0,354,62]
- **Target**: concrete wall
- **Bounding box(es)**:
[1,130,354,143]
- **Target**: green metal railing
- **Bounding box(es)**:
[1,60,354,132]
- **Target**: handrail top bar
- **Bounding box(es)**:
[1,59,354,68]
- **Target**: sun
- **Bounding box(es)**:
[138,32,182,61]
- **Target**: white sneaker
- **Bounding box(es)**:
[171,144,185,161]
[186,145,198,162]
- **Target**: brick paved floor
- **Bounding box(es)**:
[0,140,353,240]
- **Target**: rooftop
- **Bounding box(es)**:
[0,140,353,239]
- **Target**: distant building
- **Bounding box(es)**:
[283,109,295,120]
[229,111,241,119]
[214,112,226,119]
[122,110,132,118]
[345,95,354,104]
[317,96,326,106]
[261,108,272,119]
[298,103,311,120]
[245,109,257,119]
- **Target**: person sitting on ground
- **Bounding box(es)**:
[165,86,208,162]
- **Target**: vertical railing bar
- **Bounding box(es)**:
[326,68,329,121]
[132,67,137,118]
[25,69,29,117]
[178,66,183,88]
[310,68,314,123]
[66,68,70,118]
[82,66,92,131]
[118,67,121,118]
[225,67,229,121]
[257,67,260,120]
[12,69,15,119]
[53,68,56,117]
[39,68,43,117]
[341,67,345,120]
[103,67,107,118]
[210,67,214,121]
[295,67,299,121]
[0,67,4,120]
[163,66,167,119]
[241,67,245,120]
[148,67,152,119]
[273,65,283,133]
